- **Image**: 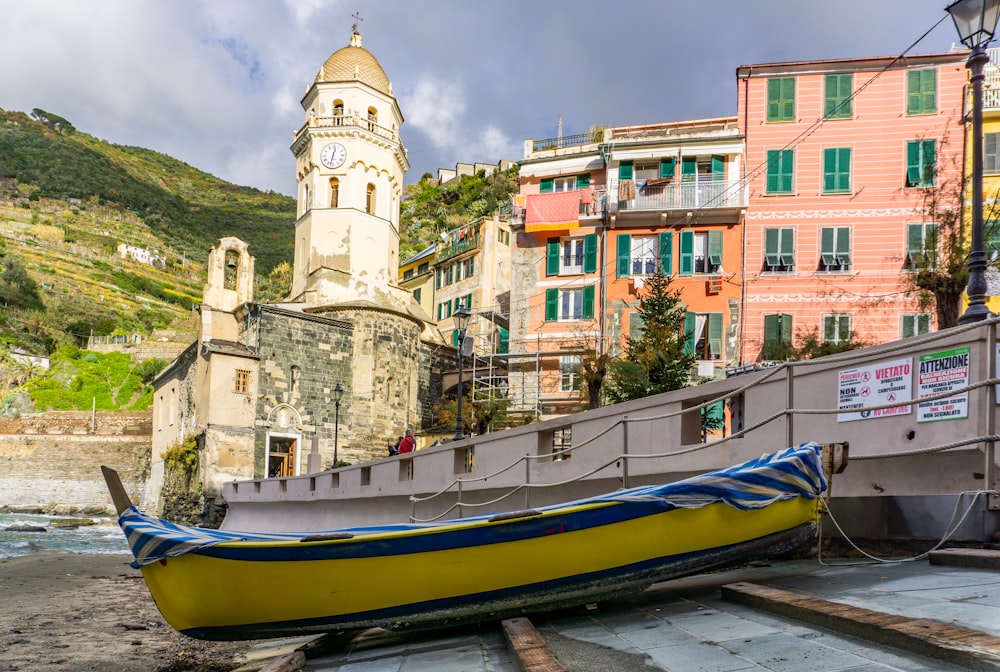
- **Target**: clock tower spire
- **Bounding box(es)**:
[288,25,411,312]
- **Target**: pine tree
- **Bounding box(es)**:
[604,270,696,403]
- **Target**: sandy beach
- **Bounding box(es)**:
[0,553,256,672]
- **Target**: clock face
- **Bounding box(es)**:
[320,142,347,169]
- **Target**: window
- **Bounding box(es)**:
[464,257,475,279]
[684,312,723,360]
[402,268,414,280]
[418,262,429,274]
[631,236,657,276]
[333,101,344,117]
[366,183,376,214]
[629,313,646,341]
[547,234,596,276]
[545,286,595,321]
[902,314,931,338]
[987,133,1000,175]
[437,301,452,320]
[233,369,251,396]
[560,355,582,392]
[540,174,589,193]
[823,314,851,344]
[329,177,339,208]
[615,233,672,277]
[907,223,938,267]
[412,288,421,303]
[498,228,510,245]
[367,106,378,129]
[823,147,851,193]
[907,69,936,115]
[764,228,795,272]
[765,149,794,194]
[824,73,852,119]
[905,140,936,187]
[767,77,795,122]
[435,268,443,289]
[680,230,722,275]
[762,314,793,360]
[820,227,851,271]
[988,220,1000,260]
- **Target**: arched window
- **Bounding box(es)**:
[224,250,239,290]
[366,183,376,215]
[367,107,378,131]
[329,178,339,208]
[333,100,344,125]
[303,183,311,213]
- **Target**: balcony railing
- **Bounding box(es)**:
[295,113,399,143]
[438,234,481,262]
[530,132,598,152]
[608,176,746,214]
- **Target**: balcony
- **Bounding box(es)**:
[437,234,481,263]
[608,175,746,215]
[984,47,1000,110]
[294,113,399,145]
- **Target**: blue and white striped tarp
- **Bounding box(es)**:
[118,442,826,567]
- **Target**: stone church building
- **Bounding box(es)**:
[145,28,451,517]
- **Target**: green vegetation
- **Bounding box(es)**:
[603,270,696,403]
[23,348,167,411]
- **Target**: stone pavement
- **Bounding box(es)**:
[261,554,1000,672]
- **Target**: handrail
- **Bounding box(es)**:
[408,316,1000,523]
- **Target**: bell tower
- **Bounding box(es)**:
[288,26,410,311]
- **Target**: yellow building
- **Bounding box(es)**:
[978,47,1000,315]
[399,244,436,317]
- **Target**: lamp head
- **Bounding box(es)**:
[947,0,1000,49]
[453,302,472,332]
[332,383,344,403]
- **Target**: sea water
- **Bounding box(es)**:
[0,513,129,558]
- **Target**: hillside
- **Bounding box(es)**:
[0,107,519,413]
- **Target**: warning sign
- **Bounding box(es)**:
[837,357,913,422]
[917,347,969,423]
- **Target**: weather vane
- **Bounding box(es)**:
[352,11,363,33]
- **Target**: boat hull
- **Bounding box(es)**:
[138,496,820,640]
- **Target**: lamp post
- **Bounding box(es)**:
[332,383,344,467]
[453,302,472,441]
[949,0,1000,324]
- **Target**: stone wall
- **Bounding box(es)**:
[0,412,151,513]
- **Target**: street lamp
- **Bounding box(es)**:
[949,0,1000,324]
[453,302,472,441]
[332,383,344,467]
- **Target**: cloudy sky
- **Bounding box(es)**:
[0,0,966,197]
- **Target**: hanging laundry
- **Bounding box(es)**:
[618,179,636,200]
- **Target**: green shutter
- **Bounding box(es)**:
[823,315,836,342]
[779,150,793,192]
[779,228,795,267]
[907,69,936,115]
[765,228,781,266]
[660,157,676,178]
[781,313,793,343]
[583,233,597,273]
[766,150,793,193]
[545,288,558,321]
[465,293,472,310]
[679,230,694,275]
[917,314,930,334]
[711,155,724,175]
[902,314,915,338]
[708,313,723,358]
[707,230,723,266]
[838,315,850,342]
[922,140,936,186]
[824,73,852,119]
[616,233,631,278]
[836,227,851,265]
[907,223,924,263]
[681,156,697,181]
[540,178,554,193]
[546,238,560,276]
[619,161,633,180]
[576,174,591,188]
[781,78,795,120]
[906,141,921,185]
[820,227,836,266]
[683,312,697,356]
[823,147,850,193]
[582,285,595,320]
[658,231,673,275]
[767,78,795,122]
[767,78,781,121]
[763,314,779,348]
[498,326,509,354]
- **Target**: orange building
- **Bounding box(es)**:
[509,120,746,419]
[736,53,968,362]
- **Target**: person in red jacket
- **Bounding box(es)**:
[398,428,416,453]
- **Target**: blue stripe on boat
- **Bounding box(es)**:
[119,442,827,567]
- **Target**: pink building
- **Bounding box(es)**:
[737,53,968,363]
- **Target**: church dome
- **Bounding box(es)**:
[315,31,391,96]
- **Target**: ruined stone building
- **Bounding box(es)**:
[145,29,450,518]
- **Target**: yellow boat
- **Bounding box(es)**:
[103,442,827,641]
